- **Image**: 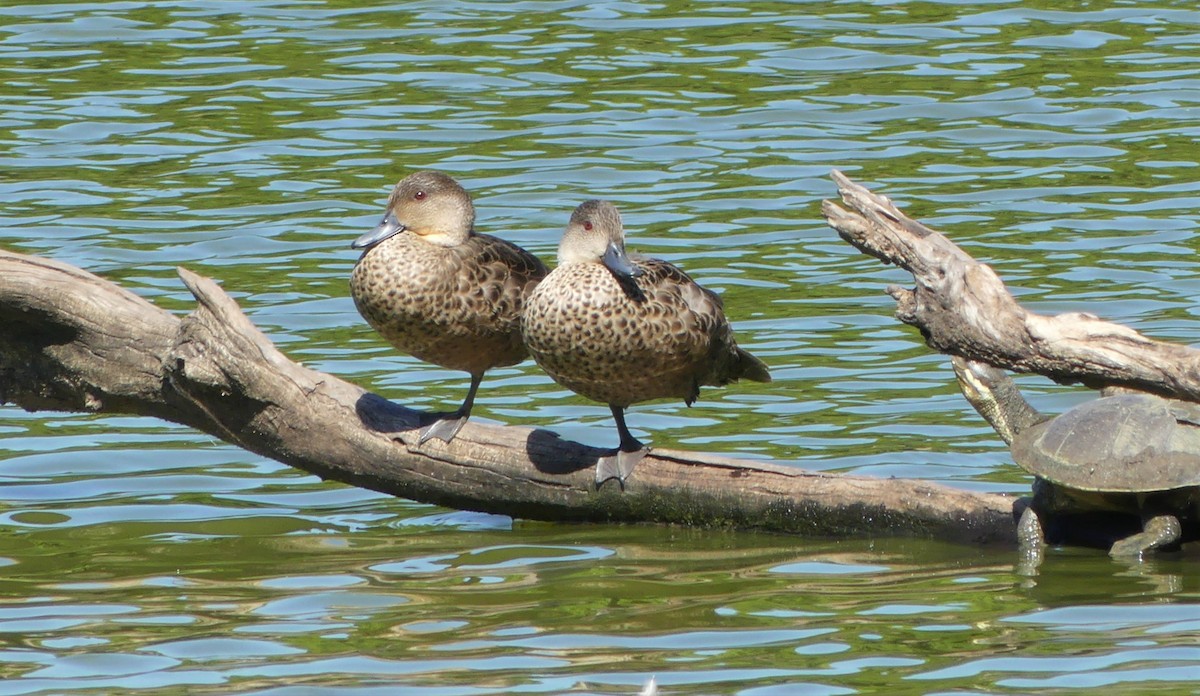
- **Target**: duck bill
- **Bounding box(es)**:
[352,211,405,250]
[601,241,643,280]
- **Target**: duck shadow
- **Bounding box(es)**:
[524,427,604,477]
[354,392,422,438]
[353,392,603,478]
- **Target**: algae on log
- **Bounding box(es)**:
[0,246,1015,546]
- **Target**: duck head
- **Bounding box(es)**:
[557,199,643,283]
[352,170,476,250]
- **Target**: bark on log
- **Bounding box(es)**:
[0,247,1015,545]
[822,169,1200,401]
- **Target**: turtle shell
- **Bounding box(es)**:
[1011,393,1200,493]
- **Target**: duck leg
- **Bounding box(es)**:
[418,372,482,444]
[595,405,650,485]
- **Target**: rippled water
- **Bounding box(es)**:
[2,1,1199,693]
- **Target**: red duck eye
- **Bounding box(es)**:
[414,190,426,201]
[583,221,593,231]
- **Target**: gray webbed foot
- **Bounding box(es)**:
[418,413,468,444]
[417,374,481,445]
[595,447,649,486]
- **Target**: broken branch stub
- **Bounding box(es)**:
[822,170,1200,401]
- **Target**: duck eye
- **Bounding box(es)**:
[583,221,593,231]
[414,190,426,201]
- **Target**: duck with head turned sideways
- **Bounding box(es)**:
[521,199,771,484]
[350,170,549,444]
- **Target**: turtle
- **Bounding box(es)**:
[951,356,1200,558]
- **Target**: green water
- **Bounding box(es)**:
[2,1,1199,692]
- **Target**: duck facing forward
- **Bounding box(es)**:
[350,171,549,444]
[521,200,771,483]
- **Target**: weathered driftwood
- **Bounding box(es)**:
[0,248,1015,545]
[823,170,1200,401]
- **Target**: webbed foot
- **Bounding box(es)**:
[416,374,481,445]
[1109,514,1182,558]
[418,413,468,444]
[595,446,649,486]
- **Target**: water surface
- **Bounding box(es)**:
[1,1,1199,692]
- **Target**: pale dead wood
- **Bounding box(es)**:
[823,170,1200,400]
[0,248,1015,545]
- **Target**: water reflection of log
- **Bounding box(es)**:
[0,246,1014,546]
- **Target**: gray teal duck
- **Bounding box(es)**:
[350,171,549,443]
[521,199,771,483]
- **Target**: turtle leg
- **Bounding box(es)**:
[1016,505,1046,573]
[1109,514,1182,558]
[595,405,649,486]
[418,373,482,444]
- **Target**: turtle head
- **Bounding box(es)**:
[951,357,1043,446]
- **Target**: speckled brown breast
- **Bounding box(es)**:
[521,259,746,408]
[350,231,547,375]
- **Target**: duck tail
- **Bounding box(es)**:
[735,347,771,383]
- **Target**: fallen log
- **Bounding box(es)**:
[0,247,1014,545]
